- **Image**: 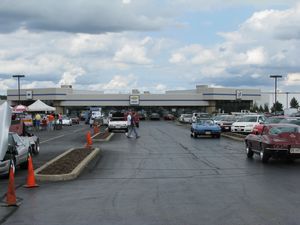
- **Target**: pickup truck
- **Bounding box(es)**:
[108,112,128,133]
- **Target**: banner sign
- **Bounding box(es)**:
[236,90,243,100]
[129,95,140,105]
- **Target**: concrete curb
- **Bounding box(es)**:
[221,133,245,142]
[92,132,114,142]
[34,147,101,182]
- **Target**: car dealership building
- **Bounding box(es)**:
[7,85,262,114]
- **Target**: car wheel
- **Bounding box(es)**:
[20,148,30,169]
[260,146,270,163]
[246,144,254,158]
[190,132,194,138]
[33,140,40,155]
[193,132,197,138]
[108,128,112,133]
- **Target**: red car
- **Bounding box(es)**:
[163,113,175,120]
[245,124,300,163]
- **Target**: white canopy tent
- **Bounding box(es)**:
[27,99,56,112]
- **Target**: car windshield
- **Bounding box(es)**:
[196,119,214,125]
[265,117,285,124]
[280,119,300,126]
[237,116,258,122]
[269,126,299,135]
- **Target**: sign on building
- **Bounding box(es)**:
[129,95,140,105]
[26,90,33,100]
[236,90,243,100]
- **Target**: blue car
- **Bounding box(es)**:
[191,119,221,138]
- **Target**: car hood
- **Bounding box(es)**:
[193,124,220,130]
[232,122,257,126]
[0,102,12,160]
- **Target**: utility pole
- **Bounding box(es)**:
[12,74,25,105]
[270,75,282,114]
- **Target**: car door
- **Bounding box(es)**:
[12,133,28,164]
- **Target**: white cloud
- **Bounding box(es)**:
[23,81,57,89]
[169,53,186,63]
[113,44,152,65]
[245,47,267,65]
[285,73,300,85]
[155,84,167,92]
[59,66,86,86]
[122,0,131,4]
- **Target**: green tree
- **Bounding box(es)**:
[251,102,259,112]
[290,97,299,108]
[264,103,269,112]
[259,105,264,112]
[271,101,283,113]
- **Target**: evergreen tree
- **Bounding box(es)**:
[271,101,283,113]
[290,97,299,108]
[259,105,264,112]
[264,103,269,112]
[251,102,259,112]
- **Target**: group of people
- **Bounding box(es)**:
[33,113,63,131]
[126,111,140,139]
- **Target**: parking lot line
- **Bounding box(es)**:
[72,127,87,133]
[40,134,66,144]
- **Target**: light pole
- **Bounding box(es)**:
[269,75,282,114]
[12,74,25,105]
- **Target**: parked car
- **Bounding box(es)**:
[252,116,300,135]
[70,115,80,124]
[108,112,128,133]
[191,118,221,138]
[163,113,175,120]
[56,115,72,126]
[179,114,192,123]
[245,124,300,163]
[138,112,147,120]
[191,112,210,123]
[231,115,265,133]
[213,115,237,132]
[149,113,160,120]
[0,132,31,176]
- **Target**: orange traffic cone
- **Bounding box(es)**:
[24,153,39,188]
[2,160,20,207]
[86,131,93,148]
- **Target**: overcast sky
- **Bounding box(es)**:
[0,0,300,95]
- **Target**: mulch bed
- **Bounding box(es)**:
[223,132,247,138]
[92,130,110,140]
[37,148,94,175]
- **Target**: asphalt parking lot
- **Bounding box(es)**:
[2,121,300,225]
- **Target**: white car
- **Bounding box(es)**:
[108,112,128,133]
[231,115,266,133]
[56,115,72,126]
[179,114,193,123]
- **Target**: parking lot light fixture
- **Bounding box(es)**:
[12,74,25,105]
[269,75,283,111]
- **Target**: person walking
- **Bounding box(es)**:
[58,113,63,125]
[127,111,140,139]
[35,113,41,131]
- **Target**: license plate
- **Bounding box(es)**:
[205,131,211,135]
[116,126,120,129]
[225,127,229,130]
[290,148,300,154]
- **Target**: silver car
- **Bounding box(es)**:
[0,132,31,176]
